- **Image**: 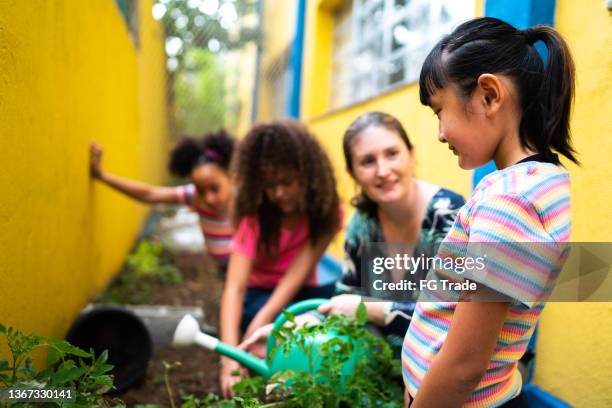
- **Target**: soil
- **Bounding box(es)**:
[118,252,224,407]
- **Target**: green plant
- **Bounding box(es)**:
[161,361,182,408]
[97,239,182,304]
[0,323,121,407]
[266,303,404,407]
[157,360,255,408]
[171,304,403,407]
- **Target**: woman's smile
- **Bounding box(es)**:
[376,178,399,192]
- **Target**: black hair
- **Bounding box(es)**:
[168,129,236,177]
[343,111,413,219]
[419,17,578,165]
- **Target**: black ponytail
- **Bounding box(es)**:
[168,129,236,177]
[520,25,577,164]
[419,17,578,165]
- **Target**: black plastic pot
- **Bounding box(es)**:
[65,306,153,394]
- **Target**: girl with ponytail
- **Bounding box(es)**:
[90,130,236,265]
[402,18,577,407]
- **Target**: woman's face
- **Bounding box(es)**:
[191,164,232,213]
[262,165,303,215]
[349,125,414,205]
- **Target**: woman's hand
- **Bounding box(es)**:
[219,357,247,399]
[317,294,362,318]
[90,142,103,178]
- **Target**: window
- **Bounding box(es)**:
[329,0,474,109]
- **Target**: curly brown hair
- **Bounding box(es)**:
[232,119,340,256]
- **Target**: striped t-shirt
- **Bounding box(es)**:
[402,161,571,407]
[175,184,234,263]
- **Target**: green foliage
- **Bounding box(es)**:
[174,49,229,135]
[155,0,260,136]
[157,359,261,408]
[127,240,182,284]
[156,0,259,61]
[266,303,404,407]
[97,239,182,305]
[0,324,121,407]
[174,304,403,407]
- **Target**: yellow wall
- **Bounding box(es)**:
[0,0,169,347]
[532,1,612,407]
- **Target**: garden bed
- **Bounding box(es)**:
[118,251,224,406]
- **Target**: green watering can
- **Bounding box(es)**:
[172,298,362,380]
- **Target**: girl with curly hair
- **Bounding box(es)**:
[90,130,235,265]
[219,119,342,397]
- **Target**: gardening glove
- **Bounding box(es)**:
[90,142,103,178]
[220,357,247,399]
[317,294,363,318]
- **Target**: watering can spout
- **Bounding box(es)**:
[173,314,270,378]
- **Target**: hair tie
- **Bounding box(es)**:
[204,148,224,161]
[522,27,538,45]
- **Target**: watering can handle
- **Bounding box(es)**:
[266,298,329,356]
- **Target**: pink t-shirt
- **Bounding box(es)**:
[231,216,318,289]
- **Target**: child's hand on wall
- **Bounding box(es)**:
[90,142,103,178]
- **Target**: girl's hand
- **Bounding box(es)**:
[239,323,274,359]
[317,294,362,318]
[243,314,272,342]
[219,357,247,399]
[239,313,322,359]
[90,142,103,178]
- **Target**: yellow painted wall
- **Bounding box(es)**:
[531,1,612,407]
[0,0,168,348]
